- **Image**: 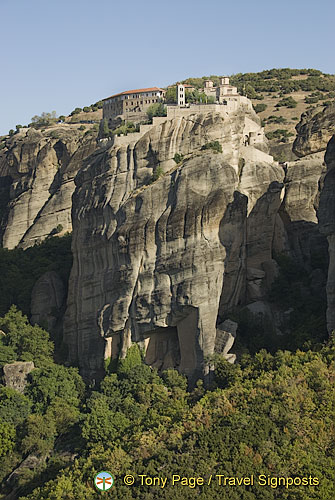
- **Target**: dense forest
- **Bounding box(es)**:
[0,304,334,499]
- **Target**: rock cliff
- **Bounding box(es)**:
[293,104,335,158]
[1,102,332,383]
[64,109,287,381]
[0,126,96,249]
[318,135,335,332]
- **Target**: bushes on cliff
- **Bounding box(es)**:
[201,141,222,153]
[30,111,57,127]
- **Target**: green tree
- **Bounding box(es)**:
[146,103,167,122]
[70,107,82,116]
[0,342,16,367]
[165,86,177,103]
[101,118,110,137]
[253,103,267,113]
[276,96,298,108]
[0,422,16,457]
[26,364,85,413]
[31,111,57,127]
[0,387,32,425]
[81,394,130,448]
[117,344,143,375]
[21,413,56,456]
[0,306,54,366]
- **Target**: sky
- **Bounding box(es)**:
[1,0,334,135]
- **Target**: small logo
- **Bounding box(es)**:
[94,471,114,491]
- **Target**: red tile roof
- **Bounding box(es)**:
[103,87,165,101]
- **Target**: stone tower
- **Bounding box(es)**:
[177,84,185,106]
[220,76,230,85]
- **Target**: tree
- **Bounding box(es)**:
[0,387,32,425]
[253,103,267,113]
[81,394,130,447]
[0,306,54,366]
[146,103,167,122]
[164,86,177,103]
[275,96,298,108]
[31,111,57,127]
[26,364,85,413]
[21,413,56,456]
[117,344,143,375]
[101,118,110,138]
[0,343,16,367]
[0,422,15,457]
[70,107,82,116]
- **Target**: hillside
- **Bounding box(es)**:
[180,68,335,160]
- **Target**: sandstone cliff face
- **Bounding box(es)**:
[64,110,287,381]
[0,126,96,249]
[318,135,335,332]
[1,104,330,382]
[293,104,335,158]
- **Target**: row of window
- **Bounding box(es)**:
[125,99,158,106]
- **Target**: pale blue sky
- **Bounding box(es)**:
[1,0,334,135]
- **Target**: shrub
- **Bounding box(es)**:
[78,125,85,131]
[201,141,222,153]
[49,130,60,139]
[253,103,267,113]
[112,121,139,136]
[173,153,184,163]
[275,96,298,108]
[266,129,294,141]
[70,107,82,116]
[267,115,287,124]
[151,165,164,182]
